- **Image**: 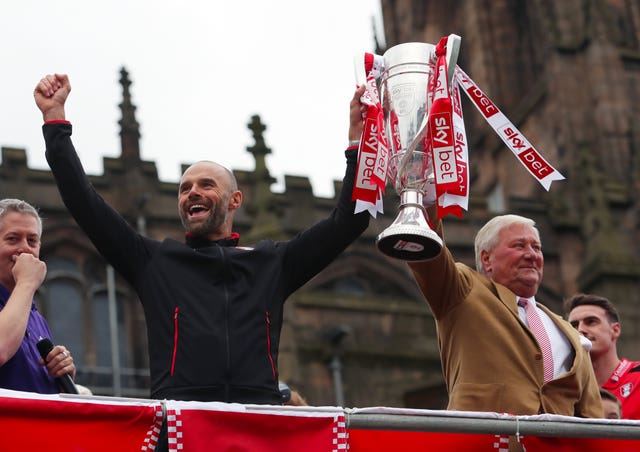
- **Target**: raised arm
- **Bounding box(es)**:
[34,73,156,287]
[281,85,370,293]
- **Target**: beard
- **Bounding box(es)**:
[180,199,229,238]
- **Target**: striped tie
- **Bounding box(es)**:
[518,298,554,382]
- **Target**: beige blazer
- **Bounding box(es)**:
[409,246,602,417]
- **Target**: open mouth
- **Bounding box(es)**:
[187,204,210,219]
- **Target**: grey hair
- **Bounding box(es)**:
[474,214,539,274]
[0,199,43,237]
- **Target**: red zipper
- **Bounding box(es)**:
[265,311,276,380]
[171,307,179,376]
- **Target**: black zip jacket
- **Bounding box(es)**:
[44,122,369,403]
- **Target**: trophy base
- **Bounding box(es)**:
[376,224,443,261]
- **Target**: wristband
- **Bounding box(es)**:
[348,139,360,147]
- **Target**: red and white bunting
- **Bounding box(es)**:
[455,66,565,190]
[353,52,386,217]
[436,78,469,218]
[427,37,463,220]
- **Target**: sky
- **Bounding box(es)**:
[1,0,384,198]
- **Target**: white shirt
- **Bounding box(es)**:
[517,297,573,380]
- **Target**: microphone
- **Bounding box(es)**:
[36,338,79,394]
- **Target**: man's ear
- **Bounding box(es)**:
[611,322,621,341]
[229,190,243,211]
[480,249,491,273]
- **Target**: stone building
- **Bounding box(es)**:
[2,0,639,410]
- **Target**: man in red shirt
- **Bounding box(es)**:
[565,293,640,419]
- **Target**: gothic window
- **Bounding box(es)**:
[39,256,131,394]
[86,264,131,394]
[38,257,85,367]
[91,288,128,369]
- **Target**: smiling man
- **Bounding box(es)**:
[408,213,602,424]
[565,293,640,419]
[178,161,242,239]
[34,73,370,412]
[0,199,76,393]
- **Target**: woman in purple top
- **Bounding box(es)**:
[0,199,76,393]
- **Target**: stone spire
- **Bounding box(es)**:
[244,115,285,242]
[247,114,270,175]
[118,67,141,161]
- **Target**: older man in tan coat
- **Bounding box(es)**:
[409,213,602,448]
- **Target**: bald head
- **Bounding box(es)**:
[181,161,238,191]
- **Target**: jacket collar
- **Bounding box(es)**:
[185,231,240,248]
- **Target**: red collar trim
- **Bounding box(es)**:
[44,120,71,125]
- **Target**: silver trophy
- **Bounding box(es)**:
[375,36,461,261]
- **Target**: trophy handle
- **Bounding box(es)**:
[353,55,367,86]
[446,34,462,85]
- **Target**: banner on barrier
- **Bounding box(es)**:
[164,401,346,452]
[0,389,162,452]
[1,391,640,451]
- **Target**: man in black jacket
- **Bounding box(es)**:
[34,73,369,405]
